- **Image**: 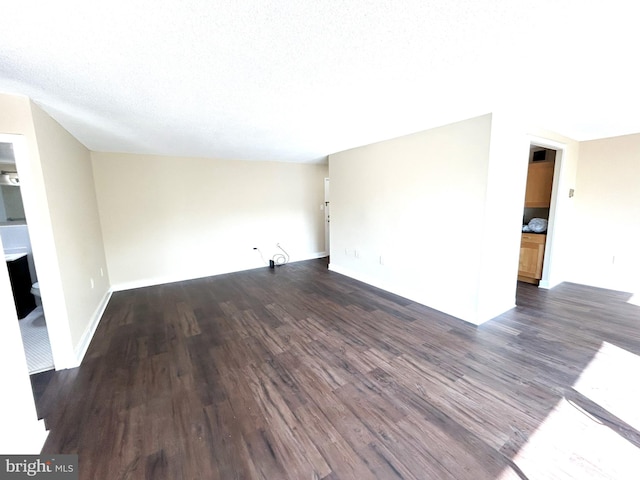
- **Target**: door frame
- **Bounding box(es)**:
[324,177,330,256]
[0,134,51,452]
[527,135,566,289]
[0,133,65,368]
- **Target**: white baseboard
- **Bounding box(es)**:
[538,278,563,290]
[476,303,516,325]
[73,289,112,366]
[112,252,329,292]
[328,262,510,326]
[328,263,387,291]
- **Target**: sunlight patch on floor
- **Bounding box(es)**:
[500,341,640,480]
[573,341,640,432]
[502,397,639,479]
[627,293,640,307]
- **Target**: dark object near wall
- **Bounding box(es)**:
[6,254,36,319]
[532,150,547,162]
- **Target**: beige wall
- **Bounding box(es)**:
[30,102,111,352]
[0,93,111,452]
[568,133,640,292]
[328,114,529,324]
[0,94,110,367]
[477,112,530,318]
[92,152,328,288]
[0,94,75,369]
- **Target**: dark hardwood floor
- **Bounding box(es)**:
[33,258,640,479]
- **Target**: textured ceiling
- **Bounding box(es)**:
[1,1,639,163]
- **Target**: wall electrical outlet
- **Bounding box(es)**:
[90,278,94,289]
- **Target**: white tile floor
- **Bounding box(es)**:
[18,306,54,374]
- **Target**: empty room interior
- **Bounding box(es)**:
[1,2,639,479]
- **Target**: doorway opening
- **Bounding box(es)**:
[518,139,565,291]
[324,177,330,257]
[0,141,54,375]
